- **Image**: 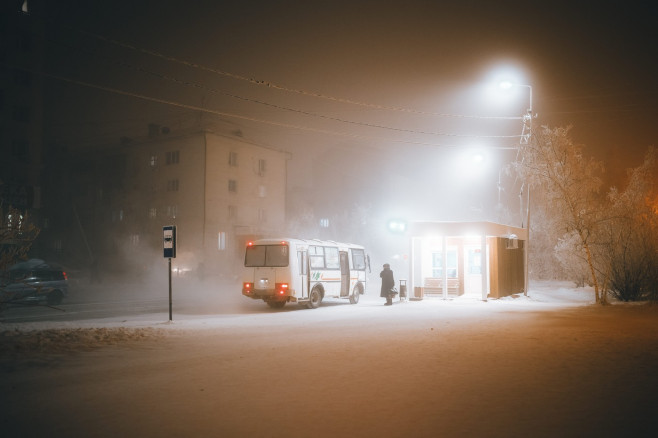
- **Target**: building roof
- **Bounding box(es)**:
[408,221,527,240]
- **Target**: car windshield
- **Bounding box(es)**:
[245,245,289,267]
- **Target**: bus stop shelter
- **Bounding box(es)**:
[406,221,528,300]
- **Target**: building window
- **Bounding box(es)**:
[149,207,157,219]
[167,179,179,192]
[228,179,237,193]
[148,123,160,138]
[149,155,157,167]
[12,105,30,123]
[13,70,32,87]
[228,205,236,220]
[218,231,226,250]
[258,159,266,176]
[17,30,32,51]
[11,139,29,160]
[258,208,266,223]
[167,205,178,218]
[130,234,140,246]
[258,185,266,198]
[229,151,238,167]
[319,218,329,228]
[166,150,180,165]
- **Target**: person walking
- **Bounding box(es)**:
[380,263,395,306]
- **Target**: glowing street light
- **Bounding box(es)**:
[497,79,534,296]
[498,80,533,144]
[387,219,407,234]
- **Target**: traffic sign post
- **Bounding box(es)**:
[163,226,177,321]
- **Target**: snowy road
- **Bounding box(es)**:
[2,284,658,437]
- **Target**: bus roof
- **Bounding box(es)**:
[248,238,365,250]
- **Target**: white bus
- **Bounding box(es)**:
[242,238,370,309]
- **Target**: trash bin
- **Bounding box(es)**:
[399,279,407,301]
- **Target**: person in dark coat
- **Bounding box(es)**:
[380,263,395,306]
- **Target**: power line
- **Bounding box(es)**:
[16,64,520,150]
[39,41,520,139]
[44,14,522,121]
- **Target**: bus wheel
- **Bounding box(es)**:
[349,285,361,304]
[267,301,286,309]
[307,287,322,309]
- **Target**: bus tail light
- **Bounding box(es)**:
[275,283,289,295]
[243,282,254,294]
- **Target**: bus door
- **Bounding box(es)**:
[340,251,350,297]
[297,250,308,298]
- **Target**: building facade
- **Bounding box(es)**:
[118,129,288,278]
[1,2,45,212]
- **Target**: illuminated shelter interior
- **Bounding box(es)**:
[407,221,528,300]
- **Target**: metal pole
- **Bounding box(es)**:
[168,257,173,321]
[524,188,531,296]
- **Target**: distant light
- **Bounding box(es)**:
[499,80,514,90]
[387,219,407,234]
[472,153,485,164]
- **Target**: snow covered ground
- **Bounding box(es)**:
[1,281,657,437]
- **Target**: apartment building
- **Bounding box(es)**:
[93,128,288,278]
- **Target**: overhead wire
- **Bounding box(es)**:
[10,63,520,150]
[32,32,525,141]
[15,9,525,147]
[79,28,524,121]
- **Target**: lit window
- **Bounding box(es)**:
[258,185,266,197]
[432,250,458,278]
[150,155,157,167]
[319,218,329,228]
[149,207,157,219]
[130,234,140,246]
[218,231,226,250]
[167,205,178,218]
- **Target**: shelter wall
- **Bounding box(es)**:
[488,237,525,298]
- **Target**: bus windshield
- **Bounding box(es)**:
[245,244,289,267]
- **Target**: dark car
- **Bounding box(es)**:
[1,259,69,306]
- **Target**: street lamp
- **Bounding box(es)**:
[498,80,533,144]
[498,80,533,296]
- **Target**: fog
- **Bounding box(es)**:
[10,1,653,283]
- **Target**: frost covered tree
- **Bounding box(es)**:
[604,147,658,301]
[513,126,608,303]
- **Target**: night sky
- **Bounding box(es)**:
[32,0,658,187]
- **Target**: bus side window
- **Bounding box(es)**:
[351,249,366,270]
[309,245,325,269]
[324,247,340,269]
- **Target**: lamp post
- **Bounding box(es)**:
[499,80,533,296]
